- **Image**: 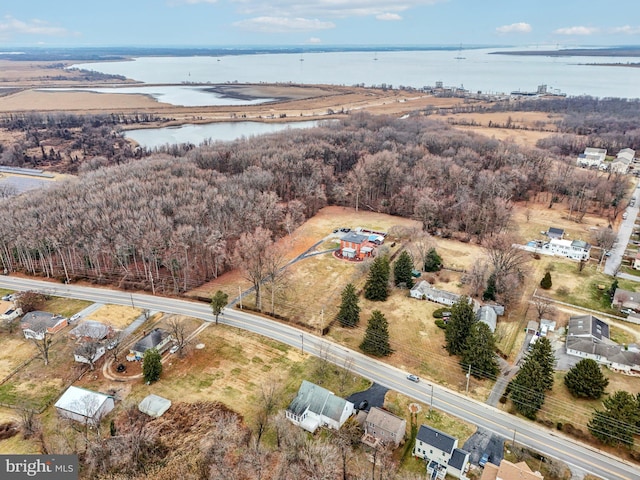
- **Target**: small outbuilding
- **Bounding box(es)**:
[139,394,172,417]
[54,386,114,425]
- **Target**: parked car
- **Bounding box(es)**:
[69,313,82,323]
[358,400,369,410]
[106,340,119,350]
[621,308,634,315]
[407,374,420,383]
[1,294,14,301]
[623,212,629,219]
[479,453,490,467]
[169,345,180,354]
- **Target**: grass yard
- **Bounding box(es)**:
[0,332,37,379]
[85,304,143,330]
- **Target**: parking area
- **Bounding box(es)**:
[346,382,389,413]
[462,427,504,467]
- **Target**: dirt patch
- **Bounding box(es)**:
[86,304,143,330]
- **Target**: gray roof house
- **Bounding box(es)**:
[362,407,407,449]
[54,386,114,425]
[286,380,354,433]
[477,306,497,333]
[567,315,610,342]
[69,320,111,341]
[20,311,68,340]
[130,328,173,358]
[610,148,635,174]
[612,288,640,311]
[414,425,470,480]
[547,227,565,239]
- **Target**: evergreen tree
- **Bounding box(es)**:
[608,279,619,301]
[540,271,552,290]
[564,359,609,399]
[462,322,499,380]
[482,273,497,301]
[445,296,476,356]
[509,357,547,420]
[393,250,415,289]
[528,337,555,391]
[336,283,360,328]
[360,310,392,357]
[211,290,229,325]
[364,256,390,301]
[588,390,640,448]
[424,248,443,272]
[142,348,162,383]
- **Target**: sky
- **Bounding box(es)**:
[1,0,639,47]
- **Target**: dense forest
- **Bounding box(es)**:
[0,111,632,293]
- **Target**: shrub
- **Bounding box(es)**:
[435,319,447,329]
[540,272,552,289]
[556,286,570,296]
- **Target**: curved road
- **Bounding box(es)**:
[0,276,636,480]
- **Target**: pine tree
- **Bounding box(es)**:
[540,271,552,289]
[608,279,619,301]
[482,273,497,301]
[360,310,392,357]
[445,296,476,356]
[564,359,609,399]
[528,337,555,391]
[364,256,390,301]
[509,357,547,420]
[588,390,640,447]
[142,348,162,383]
[394,250,415,288]
[336,283,360,328]
[424,248,443,272]
[462,322,499,380]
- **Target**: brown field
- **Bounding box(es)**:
[85,304,143,330]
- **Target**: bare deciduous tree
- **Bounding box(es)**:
[167,317,188,356]
[532,296,557,321]
[30,332,53,366]
[75,341,102,370]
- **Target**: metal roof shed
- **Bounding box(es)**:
[54,386,114,425]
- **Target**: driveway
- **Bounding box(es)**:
[462,427,504,467]
[346,382,389,413]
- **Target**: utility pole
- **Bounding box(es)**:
[130,293,135,309]
[512,428,517,447]
[239,286,243,310]
[300,334,304,355]
[429,384,434,411]
[465,363,471,394]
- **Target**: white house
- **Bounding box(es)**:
[20,311,68,340]
[610,148,635,175]
[73,342,106,366]
[286,380,354,433]
[413,424,469,480]
[410,281,460,306]
[576,147,606,168]
[540,239,591,261]
[54,386,114,425]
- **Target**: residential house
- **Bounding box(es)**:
[410,281,460,306]
[576,147,606,168]
[69,320,111,341]
[20,311,68,340]
[477,306,497,333]
[340,232,372,260]
[130,328,173,358]
[480,459,543,480]
[546,227,564,240]
[566,315,640,375]
[633,252,640,271]
[54,386,114,425]
[361,407,406,449]
[413,424,469,480]
[610,148,635,175]
[286,380,354,433]
[612,288,640,311]
[74,342,106,366]
[540,239,591,261]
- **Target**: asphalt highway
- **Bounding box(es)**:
[0,276,637,480]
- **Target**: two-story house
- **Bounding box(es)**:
[361,407,406,449]
[286,380,354,433]
[414,424,470,480]
[541,239,591,261]
[576,147,606,168]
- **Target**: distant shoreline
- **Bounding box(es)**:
[491,47,640,57]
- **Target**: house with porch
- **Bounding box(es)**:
[20,311,68,340]
[361,407,406,449]
[540,239,591,261]
[339,232,373,260]
[413,424,469,480]
[286,380,354,433]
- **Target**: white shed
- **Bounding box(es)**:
[139,394,172,417]
[54,386,114,425]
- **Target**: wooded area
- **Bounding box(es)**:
[0,110,633,293]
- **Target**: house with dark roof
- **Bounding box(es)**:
[546,227,564,240]
[566,315,640,376]
[20,311,68,340]
[361,407,406,448]
[339,232,372,260]
[414,424,469,480]
[130,328,172,358]
[286,380,354,433]
[480,459,543,480]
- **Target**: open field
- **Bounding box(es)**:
[85,304,143,330]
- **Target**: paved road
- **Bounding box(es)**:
[605,184,639,275]
[0,276,637,480]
